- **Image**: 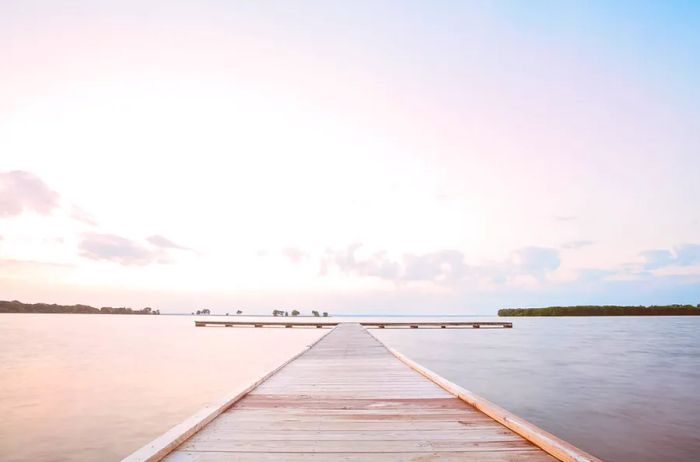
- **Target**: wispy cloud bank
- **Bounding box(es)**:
[0,171,59,217]
[282,247,308,263]
[563,240,594,250]
[322,244,401,279]
[80,233,193,265]
[576,268,616,282]
[641,244,700,269]
[675,244,700,266]
[509,246,560,277]
[640,249,675,270]
[0,258,73,270]
[147,234,189,250]
[402,250,466,283]
[0,171,100,228]
[321,244,561,285]
[70,205,98,226]
[79,233,168,266]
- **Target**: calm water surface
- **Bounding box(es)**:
[1,314,699,461]
[375,316,700,462]
[0,314,323,462]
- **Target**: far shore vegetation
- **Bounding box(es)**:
[271,309,329,317]
[499,305,700,317]
[0,300,160,315]
[191,309,330,316]
[4,301,332,317]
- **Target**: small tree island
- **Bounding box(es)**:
[498,304,700,316]
[272,309,330,317]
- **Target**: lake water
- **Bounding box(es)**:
[1,314,699,461]
[0,314,322,462]
[374,316,700,462]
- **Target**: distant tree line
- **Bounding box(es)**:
[272,309,329,317]
[498,305,700,317]
[0,300,160,315]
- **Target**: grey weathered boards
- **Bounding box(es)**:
[160,324,564,461]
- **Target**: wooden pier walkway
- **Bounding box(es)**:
[125,323,601,462]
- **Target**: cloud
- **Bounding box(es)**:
[675,244,700,266]
[562,240,594,250]
[322,244,560,285]
[576,268,616,282]
[640,249,675,270]
[322,244,400,279]
[0,171,60,217]
[402,250,467,283]
[640,244,700,269]
[80,233,168,265]
[281,247,307,263]
[0,258,73,270]
[509,246,560,275]
[70,205,98,226]
[147,234,189,250]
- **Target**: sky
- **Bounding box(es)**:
[1,1,699,314]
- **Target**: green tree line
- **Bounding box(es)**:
[0,300,160,315]
[498,304,700,316]
[272,309,329,317]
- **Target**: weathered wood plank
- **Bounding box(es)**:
[199,421,502,431]
[213,411,499,422]
[178,429,523,442]
[233,397,468,410]
[178,439,537,453]
[166,450,558,462]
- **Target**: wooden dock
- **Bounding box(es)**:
[124,323,601,462]
[194,320,513,329]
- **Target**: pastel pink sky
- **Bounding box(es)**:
[2,1,699,313]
